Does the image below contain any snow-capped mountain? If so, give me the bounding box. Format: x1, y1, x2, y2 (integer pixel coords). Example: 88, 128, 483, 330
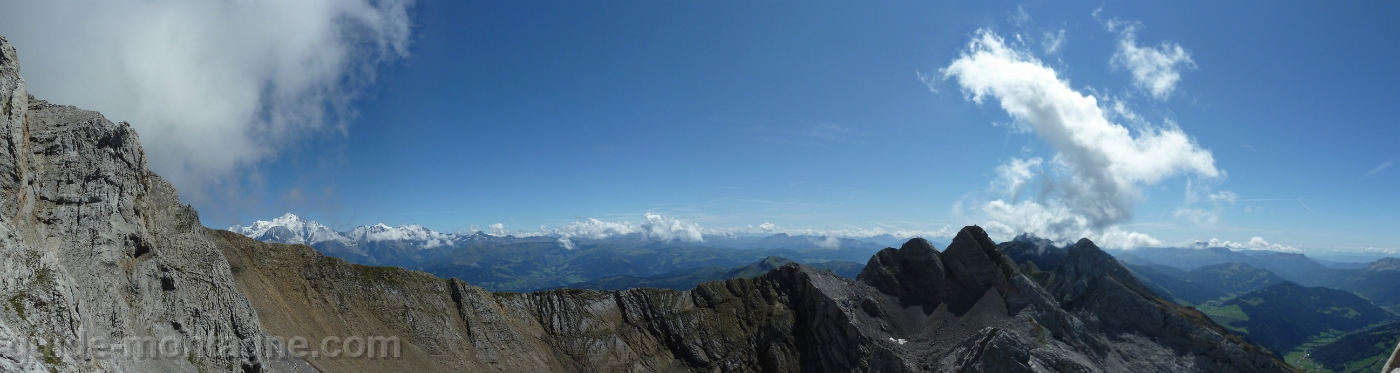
229, 213, 345, 245
229, 213, 904, 254
229, 213, 474, 249
346, 223, 458, 248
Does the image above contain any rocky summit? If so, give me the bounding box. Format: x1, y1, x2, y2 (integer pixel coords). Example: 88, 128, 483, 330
0, 34, 1297, 372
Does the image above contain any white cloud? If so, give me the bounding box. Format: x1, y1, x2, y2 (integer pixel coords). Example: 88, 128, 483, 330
1173, 207, 1220, 226
979, 199, 1161, 249
553, 213, 705, 249
1010, 5, 1032, 27
811, 235, 841, 249
0, 0, 413, 196
994, 157, 1043, 201
1109, 24, 1195, 100
550, 214, 955, 249
640, 213, 705, 242
711, 223, 956, 241
347, 223, 454, 244
487, 223, 508, 236
1187, 236, 1301, 253
915, 70, 939, 93
1175, 180, 1237, 226
1042, 29, 1065, 54
1361, 247, 1400, 255
941, 29, 1218, 248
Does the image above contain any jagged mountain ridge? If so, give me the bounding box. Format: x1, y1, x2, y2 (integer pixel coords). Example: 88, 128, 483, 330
0, 34, 1294, 372
216, 224, 1295, 372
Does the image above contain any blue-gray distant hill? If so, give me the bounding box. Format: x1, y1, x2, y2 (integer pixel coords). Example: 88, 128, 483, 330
568, 256, 864, 291
1339, 258, 1400, 312
1207, 282, 1396, 355
1114, 245, 1400, 314
1110, 246, 1353, 287
1003, 235, 1289, 306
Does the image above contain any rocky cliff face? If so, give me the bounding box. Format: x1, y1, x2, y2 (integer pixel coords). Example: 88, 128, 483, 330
0, 33, 1296, 373
0, 35, 315, 373
1385, 342, 1400, 373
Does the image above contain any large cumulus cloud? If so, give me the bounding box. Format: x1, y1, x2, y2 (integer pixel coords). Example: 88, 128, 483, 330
0, 0, 413, 199
942, 29, 1219, 248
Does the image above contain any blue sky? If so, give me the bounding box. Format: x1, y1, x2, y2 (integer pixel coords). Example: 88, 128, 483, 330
2, 1, 1398, 253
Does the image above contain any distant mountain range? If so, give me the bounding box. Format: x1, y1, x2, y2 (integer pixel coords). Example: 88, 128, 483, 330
1112, 246, 1354, 287
1122, 263, 1228, 305
1124, 262, 1288, 306
568, 256, 865, 291
231, 213, 903, 292
231, 213, 524, 249
230, 213, 922, 253
1108, 244, 1400, 315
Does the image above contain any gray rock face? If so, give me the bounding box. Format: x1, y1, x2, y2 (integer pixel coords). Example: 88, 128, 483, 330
0, 35, 297, 373
858, 238, 946, 310
1385, 341, 1400, 373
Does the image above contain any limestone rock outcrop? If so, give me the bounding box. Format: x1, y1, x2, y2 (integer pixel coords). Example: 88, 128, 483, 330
0, 35, 309, 373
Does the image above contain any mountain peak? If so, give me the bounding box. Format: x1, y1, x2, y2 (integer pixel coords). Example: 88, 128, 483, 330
229, 212, 342, 245
898, 237, 938, 259
1048, 238, 1154, 304
1364, 257, 1400, 272
857, 236, 948, 308
1012, 232, 1056, 246
940, 225, 1017, 291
